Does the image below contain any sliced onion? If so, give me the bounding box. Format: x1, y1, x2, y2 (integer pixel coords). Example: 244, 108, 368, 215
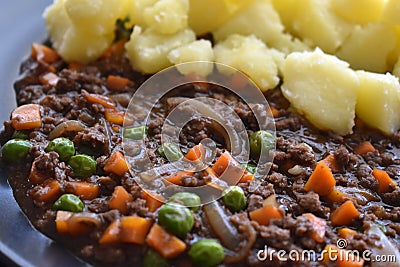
139, 163, 181, 183
67, 212, 103, 228
367, 224, 400, 267
224, 222, 256, 263
203, 201, 241, 250
48, 120, 86, 140
340, 186, 380, 204
262, 194, 279, 208
109, 93, 132, 107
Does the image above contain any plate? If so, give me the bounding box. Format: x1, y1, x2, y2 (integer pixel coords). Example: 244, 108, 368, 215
0, 1, 89, 266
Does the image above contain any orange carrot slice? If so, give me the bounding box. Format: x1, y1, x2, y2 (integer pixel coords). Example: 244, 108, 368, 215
11, 104, 42, 130
304, 213, 326, 243
304, 161, 336, 197
354, 141, 375, 155
85, 93, 116, 109
65, 181, 99, 200
105, 109, 125, 125
30, 179, 62, 202
249, 205, 283, 226
104, 151, 129, 176
106, 75, 130, 91
109, 186, 133, 214
146, 223, 186, 259
372, 169, 397, 193
31, 43, 60, 64
331, 200, 359, 226
143, 190, 165, 212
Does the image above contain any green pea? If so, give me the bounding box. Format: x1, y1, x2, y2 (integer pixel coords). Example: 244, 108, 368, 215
46, 137, 75, 161
68, 154, 97, 177
53, 194, 84, 212
249, 130, 275, 157
158, 203, 194, 238
222, 186, 246, 212
169, 192, 201, 212
11, 131, 29, 139
124, 126, 147, 140
188, 239, 224, 267
1, 139, 32, 163
243, 163, 257, 174
157, 142, 183, 162
142, 249, 170, 267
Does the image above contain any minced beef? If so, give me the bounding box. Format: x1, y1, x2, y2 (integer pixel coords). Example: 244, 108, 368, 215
1, 40, 399, 267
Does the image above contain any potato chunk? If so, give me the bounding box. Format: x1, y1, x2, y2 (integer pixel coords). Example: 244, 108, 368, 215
213, 0, 309, 54
331, 0, 384, 24
356, 71, 400, 135
64, 0, 130, 35
214, 34, 283, 92
125, 26, 196, 74
281, 49, 359, 135
43, 0, 129, 63
336, 23, 398, 73
167, 40, 214, 77
143, 0, 189, 34
57, 27, 114, 63
271, 0, 353, 53
126, 0, 157, 27
188, 0, 249, 35
383, 0, 400, 25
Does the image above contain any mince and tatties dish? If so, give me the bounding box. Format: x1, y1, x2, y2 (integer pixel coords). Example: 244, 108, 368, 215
1, 0, 400, 266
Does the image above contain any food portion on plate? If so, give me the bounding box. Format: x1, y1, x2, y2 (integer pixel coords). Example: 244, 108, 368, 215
1, 0, 400, 266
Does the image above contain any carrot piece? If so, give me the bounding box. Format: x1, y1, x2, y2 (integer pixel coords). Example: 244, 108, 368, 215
104, 109, 125, 125
212, 151, 233, 176
106, 75, 130, 91
104, 151, 129, 176
39, 72, 59, 86
99, 220, 120, 244
304, 161, 336, 197
249, 205, 283, 226
330, 200, 359, 226
112, 126, 119, 133
354, 141, 375, 155
322, 154, 341, 173
239, 170, 255, 183
322, 245, 364, 267
11, 104, 42, 130
185, 144, 205, 161
29, 161, 47, 184
268, 106, 280, 118
101, 39, 127, 58
85, 93, 116, 109
68, 61, 83, 71
164, 171, 193, 185
120, 216, 152, 244
109, 186, 133, 214
31, 43, 60, 64
338, 228, 357, 239
55, 211, 72, 235
55, 211, 93, 236
325, 187, 347, 203
146, 223, 186, 259
30, 179, 62, 202
99, 216, 152, 245
143, 190, 165, 212
303, 213, 326, 243
372, 169, 398, 193
65, 181, 99, 200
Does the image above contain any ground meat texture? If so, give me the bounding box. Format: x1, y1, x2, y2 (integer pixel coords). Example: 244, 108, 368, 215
2, 40, 400, 267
